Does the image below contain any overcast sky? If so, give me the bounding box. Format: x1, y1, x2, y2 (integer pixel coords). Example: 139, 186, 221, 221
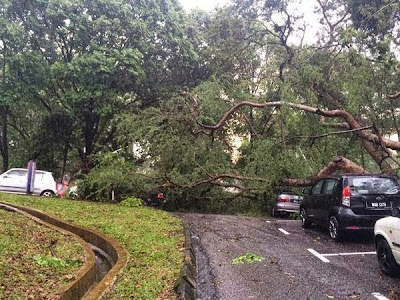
179, 0, 230, 11
178, 0, 320, 44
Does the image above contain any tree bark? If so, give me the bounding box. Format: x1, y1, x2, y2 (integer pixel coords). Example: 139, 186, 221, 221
81, 98, 100, 172
59, 143, 69, 183
280, 156, 368, 186
1, 41, 8, 172
1, 106, 8, 173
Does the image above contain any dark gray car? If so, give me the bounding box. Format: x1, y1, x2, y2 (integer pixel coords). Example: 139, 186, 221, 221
300, 174, 400, 241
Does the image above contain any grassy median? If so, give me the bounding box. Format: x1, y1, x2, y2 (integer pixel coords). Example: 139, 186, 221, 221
0, 209, 84, 299
1, 194, 184, 300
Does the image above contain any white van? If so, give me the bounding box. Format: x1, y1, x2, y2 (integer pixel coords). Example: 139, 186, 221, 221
0, 168, 58, 196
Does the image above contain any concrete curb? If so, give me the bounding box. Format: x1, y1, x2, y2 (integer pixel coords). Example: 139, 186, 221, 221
175, 224, 197, 300
0, 203, 96, 300
0, 201, 129, 300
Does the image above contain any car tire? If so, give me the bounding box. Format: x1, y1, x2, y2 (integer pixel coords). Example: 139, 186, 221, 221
41, 190, 55, 197
377, 238, 400, 277
328, 216, 343, 241
271, 207, 279, 218
300, 208, 311, 228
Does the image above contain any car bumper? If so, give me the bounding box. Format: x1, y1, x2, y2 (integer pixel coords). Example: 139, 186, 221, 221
337, 208, 387, 230
393, 247, 400, 264
274, 203, 300, 213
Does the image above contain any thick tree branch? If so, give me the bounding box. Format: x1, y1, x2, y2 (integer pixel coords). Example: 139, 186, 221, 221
164, 156, 367, 191
189, 174, 267, 189
302, 125, 373, 139
386, 91, 400, 100
164, 172, 268, 191
280, 156, 368, 186
187, 98, 400, 152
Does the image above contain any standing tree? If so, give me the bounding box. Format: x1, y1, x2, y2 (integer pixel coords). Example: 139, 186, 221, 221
2, 0, 202, 174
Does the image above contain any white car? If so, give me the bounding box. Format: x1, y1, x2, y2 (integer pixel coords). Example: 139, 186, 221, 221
374, 207, 400, 276
0, 168, 58, 197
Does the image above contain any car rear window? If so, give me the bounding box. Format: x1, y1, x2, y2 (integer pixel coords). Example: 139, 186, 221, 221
349, 177, 399, 195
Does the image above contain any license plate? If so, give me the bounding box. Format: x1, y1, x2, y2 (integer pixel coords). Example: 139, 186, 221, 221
366, 202, 391, 209
291, 199, 299, 203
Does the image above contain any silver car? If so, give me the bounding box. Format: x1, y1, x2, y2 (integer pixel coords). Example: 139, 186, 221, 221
0, 168, 58, 196
271, 191, 302, 217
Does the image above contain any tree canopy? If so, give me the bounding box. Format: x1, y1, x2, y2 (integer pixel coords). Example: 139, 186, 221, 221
1, 0, 400, 213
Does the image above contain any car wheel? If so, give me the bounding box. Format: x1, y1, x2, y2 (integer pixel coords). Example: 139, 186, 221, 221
377, 238, 400, 276
328, 216, 342, 241
271, 207, 279, 218
300, 208, 311, 228
41, 190, 55, 197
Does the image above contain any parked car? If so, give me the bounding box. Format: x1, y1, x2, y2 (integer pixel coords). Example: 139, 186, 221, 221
271, 190, 302, 217
145, 192, 165, 207
0, 168, 58, 197
300, 174, 400, 241
374, 207, 400, 276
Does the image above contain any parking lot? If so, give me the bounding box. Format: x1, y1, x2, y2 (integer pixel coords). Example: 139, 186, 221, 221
181, 214, 400, 300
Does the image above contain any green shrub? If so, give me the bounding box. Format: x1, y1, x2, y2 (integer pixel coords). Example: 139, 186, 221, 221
120, 197, 143, 207
78, 153, 158, 202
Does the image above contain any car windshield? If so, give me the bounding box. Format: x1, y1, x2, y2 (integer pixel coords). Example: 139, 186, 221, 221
349, 177, 400, 195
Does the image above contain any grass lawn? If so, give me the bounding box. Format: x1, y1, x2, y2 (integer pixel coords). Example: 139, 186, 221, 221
0, 209, 84, 299
1, 194, 184, 300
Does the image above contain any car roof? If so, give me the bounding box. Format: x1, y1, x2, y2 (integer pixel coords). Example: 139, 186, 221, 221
7, 168, 49, 173
278, 190, 297, 194
320, 173, 397, 180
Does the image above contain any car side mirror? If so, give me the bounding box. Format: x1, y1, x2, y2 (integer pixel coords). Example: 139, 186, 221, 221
302, 187, 311, 195
392, 207, 400, 218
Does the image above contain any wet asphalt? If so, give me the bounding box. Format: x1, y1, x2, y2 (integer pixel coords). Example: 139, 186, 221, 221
180, 214, 400, 300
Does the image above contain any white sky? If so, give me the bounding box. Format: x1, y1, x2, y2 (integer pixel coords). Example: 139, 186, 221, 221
179, 0, 230, 11
179, 0, 320, 44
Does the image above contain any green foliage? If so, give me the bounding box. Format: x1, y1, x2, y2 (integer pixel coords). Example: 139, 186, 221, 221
232, 253, 265, 265
0, 0, 203, 175
1, 0, 400, 216
4, 194, 184, 300
33, 256, 82, 269
120, 197, 144, 208
346, 0, 400, 53
78, 152, 155, 202
0, 209, 84, 298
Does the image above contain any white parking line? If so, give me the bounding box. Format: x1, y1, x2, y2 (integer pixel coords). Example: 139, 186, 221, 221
278, 228, 290, 235
307, 248, 330, 263
372, 292, 390, 300
322, 251, 376, 257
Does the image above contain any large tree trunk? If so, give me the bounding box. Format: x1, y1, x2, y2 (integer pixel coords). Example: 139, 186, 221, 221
78, 98, 100, 173
361, 140, 397, 175
1, 41, 8, 172
1, 106, 8, 173
280, 156, 368, 186
59, 143, 69, 182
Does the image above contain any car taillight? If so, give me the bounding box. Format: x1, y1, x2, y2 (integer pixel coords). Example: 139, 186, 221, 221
342, 186, 351, 207
278, 196, 290, 202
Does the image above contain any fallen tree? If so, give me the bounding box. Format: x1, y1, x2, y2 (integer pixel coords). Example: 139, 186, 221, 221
184, 95, 400, 179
